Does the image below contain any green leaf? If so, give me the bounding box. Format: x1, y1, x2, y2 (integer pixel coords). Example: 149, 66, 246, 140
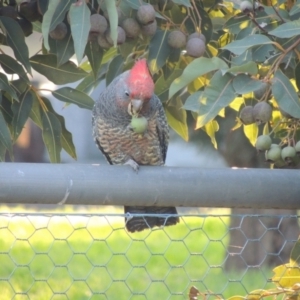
222, 61, 258, 76
106, 54, 124, 86
0, 110, 12, 156
0, 73, 19, 101
272, 70, 300, 119
148, 30, 171, 73
105, 0, 118, 47
223, 14, 252, 35
196, 72, 235, 129
85, 40, 103, 79
42, 110, 62, 163
269, 20, 300, 38
295, 62, 300, 91
50, 1, 72, 31
290, 1, 300, 16
155, 68, 182, 101
169, 57, 228, 99
52, 87, 94, 110
42, 97, 77, 160
0, 94, 13, 125
183, 91, 203, 113
11, 88, 33, 141
0, 139, 7, 162
30, 54, 88, 85
290, 238, 300, 266
233, 74, 264, 95
29, 91, 42, 128
204, 120, 219, 149
69, 1, 91, 63
172, 0, 191, 7
165, 97, 188, 141
0, 54, 29, 83
0, 16, 31, 75
49, 31, 75, 66
42, 0, 60, 50
243, 123, 258, 147
222, 34, 273, 55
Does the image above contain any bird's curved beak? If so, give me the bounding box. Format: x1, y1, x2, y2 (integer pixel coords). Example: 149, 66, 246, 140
129, 99, 143, 115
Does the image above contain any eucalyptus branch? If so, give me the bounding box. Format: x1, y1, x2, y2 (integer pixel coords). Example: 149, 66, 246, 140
271, 4, 286, 24
191, 0, 202, 30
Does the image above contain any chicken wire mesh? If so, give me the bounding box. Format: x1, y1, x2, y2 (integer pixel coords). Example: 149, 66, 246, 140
0, 212, 299, 300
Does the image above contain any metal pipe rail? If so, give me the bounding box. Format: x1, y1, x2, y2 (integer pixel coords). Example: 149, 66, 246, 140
0, 163, 298, 209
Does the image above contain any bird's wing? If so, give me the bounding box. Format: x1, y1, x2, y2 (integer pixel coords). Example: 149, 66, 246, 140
155, 96, 169, 164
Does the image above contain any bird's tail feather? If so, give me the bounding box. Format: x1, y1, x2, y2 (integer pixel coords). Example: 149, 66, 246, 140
125, 206, 179, 233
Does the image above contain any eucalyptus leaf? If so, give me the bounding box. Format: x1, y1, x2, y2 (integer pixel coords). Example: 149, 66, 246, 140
105, 0, 118, 47
11, 88, 33, 141
69, 1, 91, 63
52, 87, 95, 110
148, 30, 171, 73
272, 70, 300, 119
42, 110, 62, 163
295, 62, 300, 91
165, 98, 188, 141
0, 54, 29, 83
222, 34, 273, 55
106, 55, 124, 86
0, 16, 31, 74
223, 61, 258, 76
42, 97, 77, 160
233, 74, 264, 95
30, 54, 88, 85
42, 0, 60, 51
50, 31, 75, 66
196, 71, 235, 129
0, 110, 12, 156
85, 40, 103, 79
0, 73, 18, 101
269, 20, 300, 38
169, 57, 228, 99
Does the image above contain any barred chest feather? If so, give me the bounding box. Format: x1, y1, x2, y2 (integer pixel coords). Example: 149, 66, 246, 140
95, 111, 164, 166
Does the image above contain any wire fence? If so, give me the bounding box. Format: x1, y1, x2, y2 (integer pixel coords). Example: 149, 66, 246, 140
0, 212, 299, 300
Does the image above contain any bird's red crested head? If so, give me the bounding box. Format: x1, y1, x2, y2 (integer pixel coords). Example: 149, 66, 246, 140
126, 59, 154, 101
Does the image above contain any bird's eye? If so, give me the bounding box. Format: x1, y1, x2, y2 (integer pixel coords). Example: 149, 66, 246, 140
125, 91, 130, 97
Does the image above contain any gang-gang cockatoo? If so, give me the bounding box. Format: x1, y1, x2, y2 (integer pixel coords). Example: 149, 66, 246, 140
92, 59, 179, 232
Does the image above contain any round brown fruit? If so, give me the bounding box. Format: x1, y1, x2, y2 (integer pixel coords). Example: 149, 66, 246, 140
240, 106, 255, 125
105, 26, 126, 45
186, 38, 206, 58
121, 18, 141, 39
188, 32, 206, 43
49, 22, 68, 40
253, 101, 272, 124
141, 19, 157, 36
167, 30, 186, 49
131, 116, 148, 134
97, 34, 112, 49
19, 0, 40, 22
90, 14, 108, 34
137, 4, 156, 25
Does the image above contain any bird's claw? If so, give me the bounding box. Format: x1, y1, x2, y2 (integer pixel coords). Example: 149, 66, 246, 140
124, 159, 139, 172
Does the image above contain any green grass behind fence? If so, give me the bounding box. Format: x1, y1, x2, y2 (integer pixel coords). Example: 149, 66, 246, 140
0, 215, 273, 299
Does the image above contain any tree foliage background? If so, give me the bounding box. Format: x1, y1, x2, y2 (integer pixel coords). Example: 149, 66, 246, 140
0, 0, 300, 165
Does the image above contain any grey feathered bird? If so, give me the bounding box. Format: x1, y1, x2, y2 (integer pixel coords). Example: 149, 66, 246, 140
92, 59, 179, 232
